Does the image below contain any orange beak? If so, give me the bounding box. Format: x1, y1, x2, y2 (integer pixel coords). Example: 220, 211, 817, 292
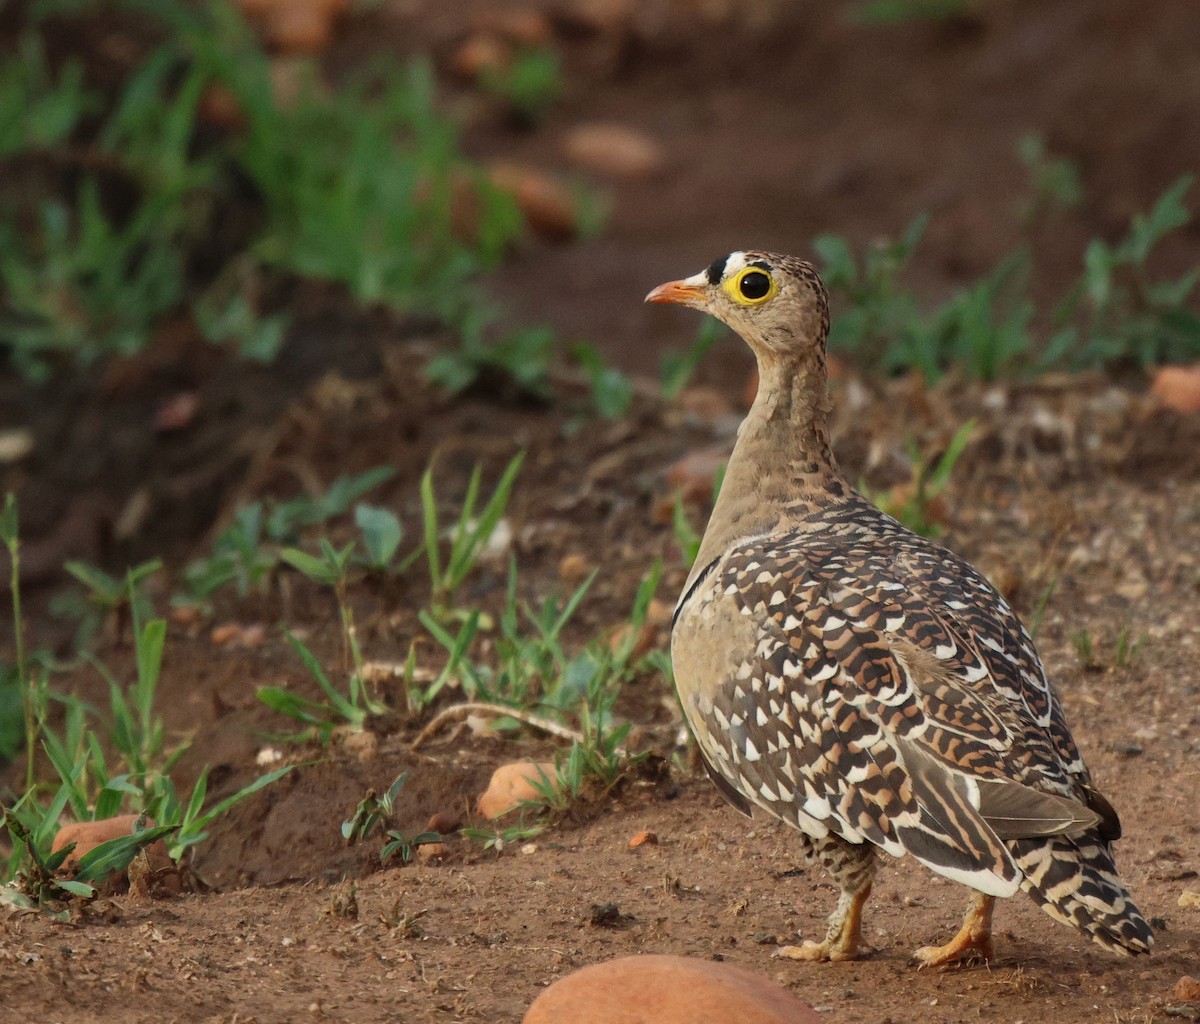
644, 279, 708, 307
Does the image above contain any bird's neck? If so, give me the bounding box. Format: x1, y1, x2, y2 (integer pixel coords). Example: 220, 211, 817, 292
689, 350, 844, 581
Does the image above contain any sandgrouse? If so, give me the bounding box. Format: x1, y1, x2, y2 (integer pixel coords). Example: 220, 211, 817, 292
646, 251, 1153, 966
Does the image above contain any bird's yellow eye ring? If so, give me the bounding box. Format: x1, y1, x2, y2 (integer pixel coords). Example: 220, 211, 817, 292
724, 267, 777, 306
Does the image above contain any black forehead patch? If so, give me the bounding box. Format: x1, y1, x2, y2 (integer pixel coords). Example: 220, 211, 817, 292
706, 254, 729, 285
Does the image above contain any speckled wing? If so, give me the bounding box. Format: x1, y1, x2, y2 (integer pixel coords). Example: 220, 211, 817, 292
672, 508, 1104, 899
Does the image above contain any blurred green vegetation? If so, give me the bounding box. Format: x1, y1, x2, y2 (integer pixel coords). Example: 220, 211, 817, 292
816, 168, 1200, 380
0, 0, 523, 380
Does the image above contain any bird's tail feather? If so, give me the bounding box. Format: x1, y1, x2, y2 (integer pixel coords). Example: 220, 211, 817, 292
1010, 833, 1153, 955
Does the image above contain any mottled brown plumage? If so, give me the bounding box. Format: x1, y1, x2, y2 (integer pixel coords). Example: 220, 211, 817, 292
647, 251, 1152, 965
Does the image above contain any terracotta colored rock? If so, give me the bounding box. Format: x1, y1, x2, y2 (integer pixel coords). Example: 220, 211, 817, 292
198, 83, 247, 130
563, 123, 665, 178
487, 162, 578, 242
471, 8, 553, 47
426, 810, 462, 835
559, 0, 636, 34
1173, 975, 1200, 1001
211, 622, 242, 646
523, 954, 826, 1024
451, 33, 511, 82
154, 391, 200, 432
52, 815, 178, 894
238, 0, 347, 55
1152, 364, 1200, 415
628, 830, 658, 849
609, 619, 658, 660
666, 446, 728, 505
477, 761, 559, 819
559, 552, 592, 584
675, 386, 735, 422
416, 841, 451, 863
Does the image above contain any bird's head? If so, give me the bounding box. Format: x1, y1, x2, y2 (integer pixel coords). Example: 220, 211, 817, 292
645, 250, 830, 364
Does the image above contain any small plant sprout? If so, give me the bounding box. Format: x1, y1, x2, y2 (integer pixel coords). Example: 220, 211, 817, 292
672, 493, 702, 568
179, 467, 396, 606
280, 538, 360, 671
1018, 134, 1084, 225
354, 504, 405, 572
1114, 627, 1147, 670
3, 493, 42, 790
865, 420, 975, 539
60, 557, 162, 645
341, 773, 441, 864
257, 633, 388, 744
814, 213, 928, 371
1071, 627, 1146, 673
477, 45, 562, 124
420, 452, 524, 620
1070, 629, 1098, 672
573, 341, 634, 419
1054, 175, 1200, 369
661, 317, 722, 401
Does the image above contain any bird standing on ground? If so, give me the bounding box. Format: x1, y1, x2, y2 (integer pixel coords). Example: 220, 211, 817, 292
646, 251, 1153, 966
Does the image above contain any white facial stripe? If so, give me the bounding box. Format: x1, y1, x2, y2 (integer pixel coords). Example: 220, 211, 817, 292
682, 269, 709, 287
722, 251, 749, 279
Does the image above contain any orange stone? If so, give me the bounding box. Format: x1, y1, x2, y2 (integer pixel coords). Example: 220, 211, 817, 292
477, 761, 559, 819
666, 446, 729, 505
1152, 364, 1200, 415
523, 954, 827, 1024
486, 162, 578, 243
563, 123, 666, 179
1173, 975, 1200, 1002
51, 814, 178, 893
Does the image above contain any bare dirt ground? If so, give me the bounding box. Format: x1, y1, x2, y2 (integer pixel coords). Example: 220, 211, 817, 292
3, 1, 1200, 1022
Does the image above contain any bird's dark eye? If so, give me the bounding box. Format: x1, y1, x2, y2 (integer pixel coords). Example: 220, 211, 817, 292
738, 270, 772, 300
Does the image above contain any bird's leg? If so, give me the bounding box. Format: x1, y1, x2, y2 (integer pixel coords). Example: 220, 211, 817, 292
912, 891, 995, 969
775, 837, 876, 963
775, 881, 874, 962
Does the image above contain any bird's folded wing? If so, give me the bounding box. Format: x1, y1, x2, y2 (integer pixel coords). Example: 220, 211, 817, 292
688, 538, 1100, 895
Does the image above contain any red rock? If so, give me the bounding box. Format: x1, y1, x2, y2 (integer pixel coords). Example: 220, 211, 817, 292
628, 830, 658, 849
486, 162, 578, 242
471, 8, 553, 47
675, 386, 735, 422
523, 954, 827, 1024
426, 810, 461, 835
563, 123, 665, 178
416, 841, 451, 863
666, 446, 728, 505
559, 552, 592, 584
557, 0, 636, 34
240, 623, 267, 648
608, 619, 657, 659
477, 761, 559, 819
1174, 975, 1200, 1001
451, 33, 511, 82
198, 84, 248, 130
169, 605, 200, 627
211, 622, 242, 646
1152, 364, 1200, 415
51, 815, 178, 893
154, 391, 200, 432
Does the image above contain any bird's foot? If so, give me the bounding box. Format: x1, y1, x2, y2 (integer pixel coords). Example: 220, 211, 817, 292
773, 937, 873, 963
912, 892, 996, 970
911, 933, 993, 969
